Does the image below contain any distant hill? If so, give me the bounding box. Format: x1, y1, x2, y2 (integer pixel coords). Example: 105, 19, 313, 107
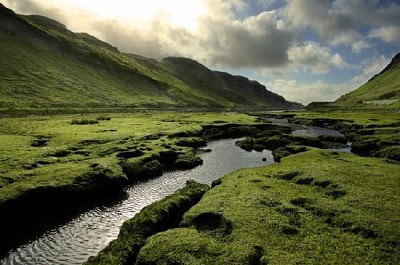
0, 4, 300, 112
329, 53, 400, 109
161, 57, 295, 108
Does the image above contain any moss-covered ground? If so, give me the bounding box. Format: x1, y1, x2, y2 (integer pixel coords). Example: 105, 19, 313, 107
137, 149, 400, 264
2, 110, 399, 264
0, 112, 260, 205
82, 110, 400, 264
0, 111, 260, 254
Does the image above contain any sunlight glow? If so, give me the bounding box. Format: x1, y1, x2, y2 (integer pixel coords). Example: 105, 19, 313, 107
66, 0, 206, 31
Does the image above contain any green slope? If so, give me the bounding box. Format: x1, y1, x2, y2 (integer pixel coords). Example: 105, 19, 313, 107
333, 53, 400, 109
0, 4, 298, 112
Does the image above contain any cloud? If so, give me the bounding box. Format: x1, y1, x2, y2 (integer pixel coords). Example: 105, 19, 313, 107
195, 10, 292, 68
2, 0, 68, 22
351, 40, 372, 53
349, 54, 391, 86
284, 0, 400, 47
3, 0, 293, 68
369, 26, 400, 43
268, 54, 391, 104
334, 0, 400, 27
283, 0, 360, 45
288, 41, 349, 74
268, 79, 349, 104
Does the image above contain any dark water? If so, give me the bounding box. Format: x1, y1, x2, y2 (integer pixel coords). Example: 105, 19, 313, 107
1, 139, 273, 265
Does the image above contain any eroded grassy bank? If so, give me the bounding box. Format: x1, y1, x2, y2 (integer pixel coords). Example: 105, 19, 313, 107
84, 180, 209, 265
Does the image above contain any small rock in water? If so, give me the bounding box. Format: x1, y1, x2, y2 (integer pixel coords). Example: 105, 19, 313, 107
198, 148, 212, 153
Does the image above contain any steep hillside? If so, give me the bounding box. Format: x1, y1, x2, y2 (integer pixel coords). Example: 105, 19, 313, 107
161, 57, 298, 108
333, 53, 400, 109
0, 4, 298, 112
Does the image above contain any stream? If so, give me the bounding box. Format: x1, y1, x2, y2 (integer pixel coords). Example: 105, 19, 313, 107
1, 139, 273, 265
1, 120, 350, 264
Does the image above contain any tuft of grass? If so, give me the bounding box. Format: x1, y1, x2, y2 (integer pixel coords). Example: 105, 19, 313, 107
96, 116, 111, 121
71, 119, 99, 125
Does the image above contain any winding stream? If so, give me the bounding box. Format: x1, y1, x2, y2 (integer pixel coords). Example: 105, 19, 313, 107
1, 139, 273, 265
1, 120, 350, 265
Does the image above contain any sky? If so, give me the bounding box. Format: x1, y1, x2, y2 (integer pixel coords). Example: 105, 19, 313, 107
2, 0, 399, 104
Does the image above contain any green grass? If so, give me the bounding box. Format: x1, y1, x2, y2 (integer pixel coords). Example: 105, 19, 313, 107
136, 149, 400, 264
2, 109, 396, 264
0, 112, 257, 204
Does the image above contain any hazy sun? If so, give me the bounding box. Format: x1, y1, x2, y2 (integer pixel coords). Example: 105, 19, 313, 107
66, 0, 206, 31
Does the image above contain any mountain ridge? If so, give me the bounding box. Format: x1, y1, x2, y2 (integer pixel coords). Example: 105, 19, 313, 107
0, 4, 301, 112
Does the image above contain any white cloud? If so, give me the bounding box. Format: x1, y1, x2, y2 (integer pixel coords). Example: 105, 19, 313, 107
351, 40, 372, 53
369, 26, 400, 43
268, 79, 349, 104
288, 41, 350, 75
268, 54, 391, 104
331, 53, 349, 68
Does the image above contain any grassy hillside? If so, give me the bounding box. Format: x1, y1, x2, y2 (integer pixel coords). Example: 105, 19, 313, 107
333, 53, 400, 109
0, 4, 298, 112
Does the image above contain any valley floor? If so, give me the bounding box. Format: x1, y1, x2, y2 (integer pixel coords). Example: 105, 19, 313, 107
0, 110, 399, 264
